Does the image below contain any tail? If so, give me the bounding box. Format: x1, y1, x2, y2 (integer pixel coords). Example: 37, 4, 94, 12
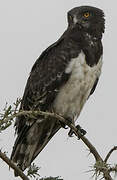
11, 118, 61, 176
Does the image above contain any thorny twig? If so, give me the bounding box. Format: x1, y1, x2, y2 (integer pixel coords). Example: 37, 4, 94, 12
0, 101, 117, 179
0, 98, 21, 132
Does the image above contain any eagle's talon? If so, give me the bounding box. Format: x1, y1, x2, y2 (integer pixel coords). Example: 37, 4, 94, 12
68, 125, 87, 138
79, 128, 87, 136
64, 126, 69, 129
68, 129, 74, 137
76, 125, 87, 137
59, 121, 68, 129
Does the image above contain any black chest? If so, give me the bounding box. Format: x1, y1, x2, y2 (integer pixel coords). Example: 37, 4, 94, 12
68, 29, 103, 67
81, 33, 103, 67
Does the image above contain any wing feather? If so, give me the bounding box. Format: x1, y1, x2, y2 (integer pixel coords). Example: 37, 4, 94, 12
11, 30, 81, 173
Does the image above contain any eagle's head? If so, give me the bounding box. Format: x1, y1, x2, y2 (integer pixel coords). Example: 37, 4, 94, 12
67, 6, 105, 38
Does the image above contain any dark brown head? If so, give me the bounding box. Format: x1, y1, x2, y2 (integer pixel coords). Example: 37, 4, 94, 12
67, 6, 105, 38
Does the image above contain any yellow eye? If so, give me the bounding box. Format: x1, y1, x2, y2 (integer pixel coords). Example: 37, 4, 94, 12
83, 12, 90, 18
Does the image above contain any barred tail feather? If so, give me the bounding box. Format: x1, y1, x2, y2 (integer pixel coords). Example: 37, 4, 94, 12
11, 118, 60, 176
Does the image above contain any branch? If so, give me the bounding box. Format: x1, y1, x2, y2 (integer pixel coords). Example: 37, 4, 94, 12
63, 121, 112, 180
109, 165, 117, 173
0, 107, 115, 180
0, 150, 29, 180
0, 98, 21, 132
0, 109, 104, 162
64, 121, 103, 162
104, 146, 117, 163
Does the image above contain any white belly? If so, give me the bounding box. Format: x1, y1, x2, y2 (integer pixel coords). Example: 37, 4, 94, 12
53, 51, 102, 121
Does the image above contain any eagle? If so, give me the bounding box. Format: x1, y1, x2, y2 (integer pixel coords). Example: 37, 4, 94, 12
11, 6, 105, 175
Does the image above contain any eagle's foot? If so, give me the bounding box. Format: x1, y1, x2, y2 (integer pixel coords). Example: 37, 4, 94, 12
59, 117, 73, 129
59, 121, 68, 129
68, 125, 87, 139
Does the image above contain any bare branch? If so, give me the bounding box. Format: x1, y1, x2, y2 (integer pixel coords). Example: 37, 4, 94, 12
104, 146, 117, 163
0, 109, 103, 162
0, 105, 115, 180
109, 165, 117, 173
103, 172, 113, 180
0, 150, 29, 180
